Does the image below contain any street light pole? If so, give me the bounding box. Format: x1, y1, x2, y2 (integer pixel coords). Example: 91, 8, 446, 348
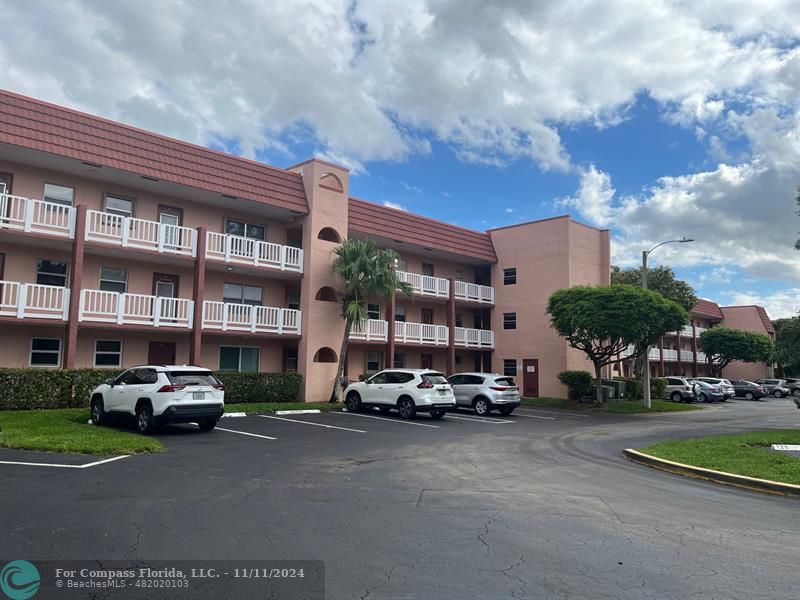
641, 238, 693, 409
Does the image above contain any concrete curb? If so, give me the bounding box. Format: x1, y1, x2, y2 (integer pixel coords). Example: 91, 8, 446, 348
622, 448, 800, 498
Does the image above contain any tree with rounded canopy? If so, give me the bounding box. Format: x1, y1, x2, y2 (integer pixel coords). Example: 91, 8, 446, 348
773, 316, 800, 376
329, 238, 412, 403
699, 327, 774, 376
547, 285, 688, 404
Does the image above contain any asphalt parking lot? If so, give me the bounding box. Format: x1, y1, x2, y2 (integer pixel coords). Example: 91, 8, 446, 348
2, 398, 799, 599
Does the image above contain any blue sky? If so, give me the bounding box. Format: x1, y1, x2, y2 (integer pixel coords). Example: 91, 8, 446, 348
2, 0, 798, 316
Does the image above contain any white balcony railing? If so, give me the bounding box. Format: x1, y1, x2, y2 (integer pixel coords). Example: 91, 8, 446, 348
85, 210, 196, 256
454, 280, 494, 304
396, 271, 449, 299
395, 321, 448, 346
0, 194, 76, 238
696, 351, 707, 362
0, 281, 70, 320
454, 327, 494, 348
202, 301, 301, 334
206, 232, 303, 272
349, 319, 388, 342
79, 290, 193, 328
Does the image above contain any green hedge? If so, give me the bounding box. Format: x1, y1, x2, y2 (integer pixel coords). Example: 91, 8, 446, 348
557, 370, 593, 401
0, 369, 302, 410
613, 377, 666, 400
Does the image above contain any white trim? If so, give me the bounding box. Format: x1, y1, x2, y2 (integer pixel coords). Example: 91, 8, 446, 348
259, 414, 366, 433
0, 455, 129, 469
332, 411, 440, 428
28, 337, 62, 368
36, 258, 69, 288
446, 414, 514, 424
98, 266, 128, 294
42, 182, 74, 206
274, 409, 321, 415
93, 339, 123, 368
224, 217, 268, 242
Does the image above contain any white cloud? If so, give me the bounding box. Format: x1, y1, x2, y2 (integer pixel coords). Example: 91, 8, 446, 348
556, 164, 615, 226
504, 208, 515, 213
382, 200, 408, 211
725, 289, 800, 319
400, 180, 423, 194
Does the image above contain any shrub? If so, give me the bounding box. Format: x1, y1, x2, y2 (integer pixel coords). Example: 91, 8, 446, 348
557, 370, 593, 401
650, 377, 667, 400
0, 369, 302, 410
615, 377, 642, 400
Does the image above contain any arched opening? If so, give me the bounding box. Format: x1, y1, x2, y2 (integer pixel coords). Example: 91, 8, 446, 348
317, 227, 342, 243
313, 347, 337, 363
315, 286, 338, 302
319, 173, 344, 192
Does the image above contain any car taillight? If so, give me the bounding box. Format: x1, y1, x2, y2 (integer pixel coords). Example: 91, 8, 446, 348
157, 384, 187, 393
490, 386, 512, 391
417, 380, 434, 389
213, 384, 225, 391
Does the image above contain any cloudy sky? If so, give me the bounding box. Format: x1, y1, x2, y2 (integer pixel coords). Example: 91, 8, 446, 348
1, 0, 798, 316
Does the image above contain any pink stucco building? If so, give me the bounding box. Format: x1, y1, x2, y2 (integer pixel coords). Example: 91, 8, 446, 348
0, 90, 614, 400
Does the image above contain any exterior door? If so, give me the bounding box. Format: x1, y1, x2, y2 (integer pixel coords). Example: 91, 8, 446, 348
522, 359, 539, 398
421, 309, 434, 325
365, 371, 388, 403
158, 205, 183, 249
421, 353, 433, 370
148, 341, 176, 365
153, 273, 179, 322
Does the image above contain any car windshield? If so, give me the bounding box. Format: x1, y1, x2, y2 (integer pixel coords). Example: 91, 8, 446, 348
494, 377, 516, 386
166, 371, 219, 386
422, 373, 448, 385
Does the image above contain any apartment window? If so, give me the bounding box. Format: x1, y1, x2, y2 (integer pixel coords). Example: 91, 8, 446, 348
223, 283, 262, 306
30, 338, 61, 367
219, 346, 260, 372
284, 347, 298, 372
43, 183, 74, 206
422, 263, 434, 277
103, 194, 134, 217
99, 267, 127, 294
455, 270, 464, 281
455, 355, 463, 366
394, 353, 406, 368
503, 312, 517, 330
394, 305, 406, 322
421, 353, 433, 370
287, 288, 300, 310
395, 258, 408, 272
503, 268, 517, 285
367, 303, 381, 320
455, 313, 463, 328
366, 351, 382, 373
94, 340, 123, 368
503, 359, 517, 377
36, 259, 68, 287
0, 173, 12, 194
225, 219, 266, 241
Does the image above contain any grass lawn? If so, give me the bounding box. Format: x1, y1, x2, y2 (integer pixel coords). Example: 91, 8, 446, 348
522, 397, 700, 414
0, 408, 163, 455
224, 401, 341, 413
639, 429, 800, 485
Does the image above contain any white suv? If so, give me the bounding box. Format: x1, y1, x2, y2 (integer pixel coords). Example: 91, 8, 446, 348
343, 369, 455, 419
90, 366, 225, 434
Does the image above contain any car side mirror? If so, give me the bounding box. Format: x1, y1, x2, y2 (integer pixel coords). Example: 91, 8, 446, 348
105, 378, 115, 386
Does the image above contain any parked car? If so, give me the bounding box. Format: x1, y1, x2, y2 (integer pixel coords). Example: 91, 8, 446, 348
783, 377, 800, 397
90, 366, 225, 434
343, 369, 455, 419
687, 379, 725, 402
658, 377, 696, 403
447, 372, 521, 415
730, 379, 768, 401
753, 379, 793, 398
696, 377, 735, 400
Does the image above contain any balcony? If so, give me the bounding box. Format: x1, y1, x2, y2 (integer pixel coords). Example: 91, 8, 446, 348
0, 281, 70, 320
350, 319, 388, 342
206, 232, 303, 272
396, 271, 449, 299
0, 194, 75, 239
454, 327, 494, 348
79, 290, 193, 328
85, 210, 196, 257
454, 280, 494, 304
395, 321, 449, 346
202, 301, 301, 335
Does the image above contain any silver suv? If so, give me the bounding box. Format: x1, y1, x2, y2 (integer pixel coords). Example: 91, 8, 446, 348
447, 372, 521, 415
659, 377, 696, 403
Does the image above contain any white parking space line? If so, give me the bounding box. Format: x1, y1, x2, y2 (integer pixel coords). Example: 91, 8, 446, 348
216, 427, 277, 440
0, 455, 130, 469
331, 411, 440, 428
447, 414, 514, 424
259, 415, 367, 433
518, 408, 589, 418
511, 412, 556, 420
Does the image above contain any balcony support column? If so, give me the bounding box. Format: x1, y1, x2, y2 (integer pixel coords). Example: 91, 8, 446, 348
676, 329, 683, 376
658, 337, 665, 376
691, 320, 698, 377
64, 205, 86, 369
385, 292, 396, 369
446, 278, 456, 375
190, 226, 207, 366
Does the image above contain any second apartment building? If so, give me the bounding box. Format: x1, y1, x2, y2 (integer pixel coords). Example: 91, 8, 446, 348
0, 90, 610, 401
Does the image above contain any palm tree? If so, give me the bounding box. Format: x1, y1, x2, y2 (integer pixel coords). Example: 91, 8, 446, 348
329, 238, 412, 402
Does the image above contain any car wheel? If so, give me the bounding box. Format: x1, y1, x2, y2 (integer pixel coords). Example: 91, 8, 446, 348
744, 392, 754, 401
793, 388, 800, 397
773, 390, 783, 398
135, 404, 154, 434
398, 398, 416, 419
499, 407, 515, 416
198, 419, 217, 431
699, 393, 709, 403
473, 397, 491, 416
378, 406, 392, 415
669, 392, 682, 403
90, 397, 106, 426
430, 409, 446, 420
345, 392, 362, 412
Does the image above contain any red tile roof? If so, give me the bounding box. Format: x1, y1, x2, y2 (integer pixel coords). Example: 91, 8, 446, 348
692, 298, 724, 320
0, 90, 308, 213
348, 198, 497, 263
